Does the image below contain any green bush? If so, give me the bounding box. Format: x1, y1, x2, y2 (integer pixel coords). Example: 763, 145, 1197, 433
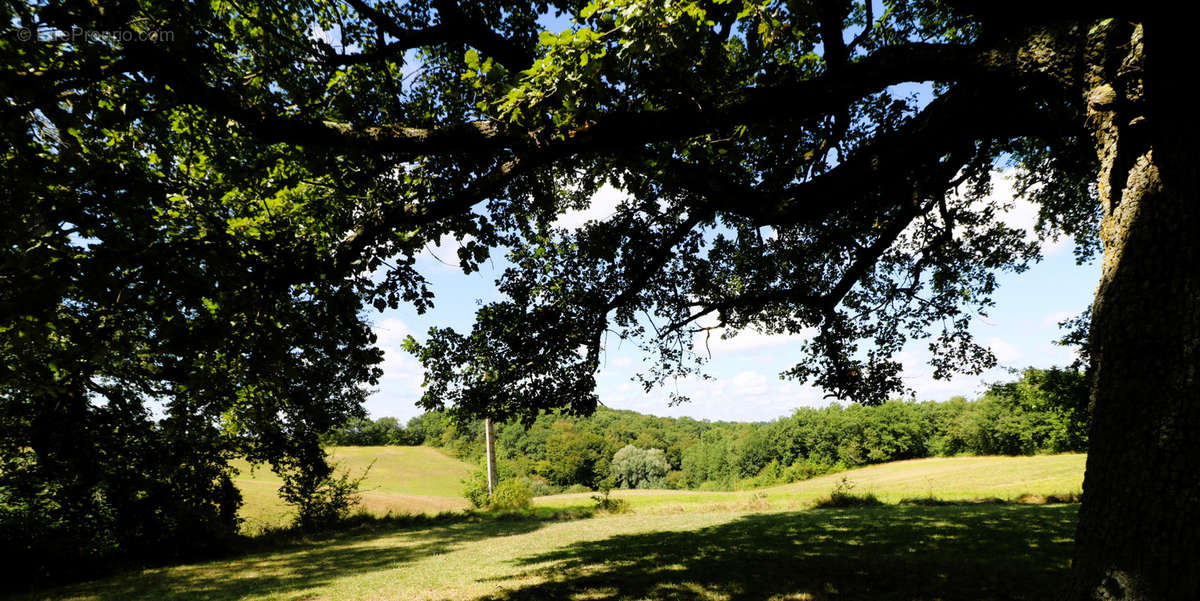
490, 479, 533, 511
462, 470, 489, 508
0, 432, 244, 587
523, 476, 559, 497
564, 483, 592, 494
782, 458, 842, 483
590, 487, 629, 513
743, 460, 783, 488
285, 463, 368, 530
663, 470, 686, 490
273, 453, 371, 531
813, 477, 883, 509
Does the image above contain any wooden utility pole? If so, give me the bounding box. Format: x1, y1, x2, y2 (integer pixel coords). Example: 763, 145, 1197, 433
484, 418, 497, 496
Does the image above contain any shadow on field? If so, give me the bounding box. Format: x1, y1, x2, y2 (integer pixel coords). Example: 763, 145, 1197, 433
478, 504, 1078, 601
58, 517, 548, 601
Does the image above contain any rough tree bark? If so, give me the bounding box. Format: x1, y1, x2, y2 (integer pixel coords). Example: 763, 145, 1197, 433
1073, 16, 1200, 601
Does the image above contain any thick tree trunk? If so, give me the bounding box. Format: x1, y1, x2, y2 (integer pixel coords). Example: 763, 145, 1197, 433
1072, 17, 1200, 601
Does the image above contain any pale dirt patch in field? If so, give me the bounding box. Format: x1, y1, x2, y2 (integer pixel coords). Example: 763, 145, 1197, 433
356, 490, 469, 514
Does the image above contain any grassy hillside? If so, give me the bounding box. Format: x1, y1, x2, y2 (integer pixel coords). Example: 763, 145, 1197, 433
234, 449, 1085, 529
232, 446, 475, 530
19, 453, 1086, 601
535, 453, 1087, 512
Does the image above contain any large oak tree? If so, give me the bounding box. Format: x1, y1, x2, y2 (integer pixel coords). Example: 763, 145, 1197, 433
2, 0, 1195, 598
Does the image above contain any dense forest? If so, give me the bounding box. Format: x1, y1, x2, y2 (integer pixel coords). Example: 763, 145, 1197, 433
326, 368, 1088, 492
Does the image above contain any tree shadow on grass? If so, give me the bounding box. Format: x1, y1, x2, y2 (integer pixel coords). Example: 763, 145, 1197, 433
479, 504, 1078, 601
31, 516, 549, 601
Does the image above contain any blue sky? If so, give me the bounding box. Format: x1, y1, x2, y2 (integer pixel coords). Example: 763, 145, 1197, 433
364, 173, 1100, 423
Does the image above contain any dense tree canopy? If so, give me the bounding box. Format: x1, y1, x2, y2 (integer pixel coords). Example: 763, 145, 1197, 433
2, 0, 1195, 598
610, 444, 669, 489
414, 368, 1088, 491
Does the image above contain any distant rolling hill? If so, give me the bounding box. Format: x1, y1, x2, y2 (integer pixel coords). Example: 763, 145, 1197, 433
231, 445, 475, 530
535, 453, 1087, 512
234, 447, 1085, 530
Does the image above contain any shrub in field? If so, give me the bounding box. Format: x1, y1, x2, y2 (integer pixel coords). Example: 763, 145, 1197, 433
280, 459, 370, 530
590, 487, 630, 514
813, 477, 882, 509
782, 458, 843, 483
490, 479, 533, 511
523, 476, 559, 497
462, 470, 489, 508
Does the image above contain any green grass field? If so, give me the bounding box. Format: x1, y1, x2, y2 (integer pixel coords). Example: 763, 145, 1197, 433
536, 453, 1087, 512
232, 446, 475, 530
17, 504, 1080, 601
234, 447, 1085, 529
16, 452, 1087, 601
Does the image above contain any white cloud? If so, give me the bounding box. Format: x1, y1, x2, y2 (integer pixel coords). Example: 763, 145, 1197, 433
986, 173, 1069, 255
414, 233, 469, 270
1041, 310, 1077, 328
731, 370, 769, 396
911, 374, 993, 399
555, 184, 627, 230
373, 317, 412, 347
940, 171, 1068, 256
365, 318, 427, 420
309, 24, 337, 45
610, 356, 634, 368
595, 362, 839, 422
1033, 342, 1080, 367
692, 326, 814, 357
987, 337, 1023, 363
899, 360, 999, 401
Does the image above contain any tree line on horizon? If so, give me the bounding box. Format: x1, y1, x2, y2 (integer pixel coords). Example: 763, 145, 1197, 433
327, 367, 1088, 492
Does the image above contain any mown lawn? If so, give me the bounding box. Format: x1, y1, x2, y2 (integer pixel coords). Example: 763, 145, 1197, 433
15, 503, 1079, 601
12, 453, 1089, 601
232, 446, 474, 530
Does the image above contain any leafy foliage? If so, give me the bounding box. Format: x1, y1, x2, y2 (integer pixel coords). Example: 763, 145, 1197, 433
0, 423, 241, 585
490, 478, 534, 512
462, 469, 491, 509
322, 416, 429, 446
610, 444, 670, 489
1, 55, 379, 571
279, 459, 370, 530
423, 368, 1088, 492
